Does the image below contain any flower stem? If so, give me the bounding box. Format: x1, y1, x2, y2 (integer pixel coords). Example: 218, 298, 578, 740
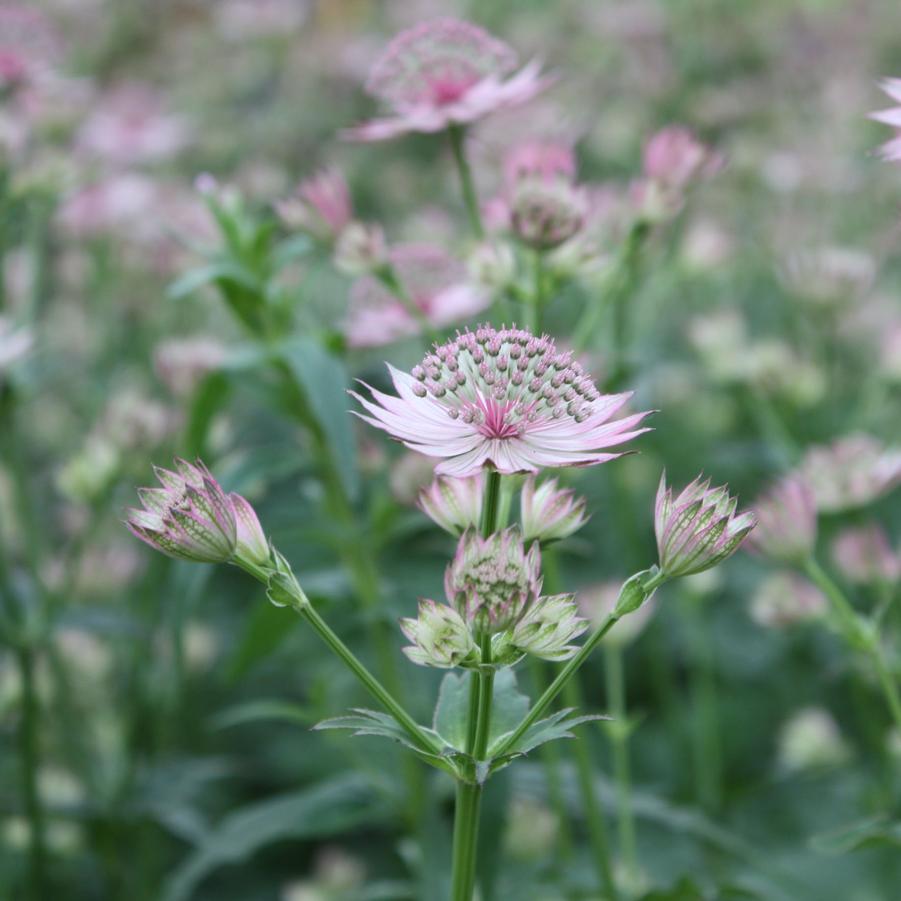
448, 125, 484, 239
525, 249, 544, 333
450, 780, 483, 901
494, 570, 664, 759
564, 677, 619, 900
375, 263, 441, 345
605, 642, 638, 889
16, 645, 47, 901
480, 469, 502, 538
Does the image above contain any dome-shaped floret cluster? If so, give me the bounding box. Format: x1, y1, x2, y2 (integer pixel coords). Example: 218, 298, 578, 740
445, 528, 541, 632
353, 325, 652, 476
366, 18, 517, 107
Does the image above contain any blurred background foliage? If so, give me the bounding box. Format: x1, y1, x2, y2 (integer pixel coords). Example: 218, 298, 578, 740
2, 0, 901, 899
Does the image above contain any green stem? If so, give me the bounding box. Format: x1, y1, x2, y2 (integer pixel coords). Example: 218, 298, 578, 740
605, 643, 638, 888
448, 125, 484, 239
17, 646, 47, 900
872, 643, 901, 737
450, 781, 483, 901
494, 570, 664, 759
565, 678, 619, 900
525, 249, 544, 333
480, 469, 502, 538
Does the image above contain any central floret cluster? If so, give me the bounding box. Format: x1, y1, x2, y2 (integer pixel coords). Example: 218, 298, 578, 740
354, 325, 651, 476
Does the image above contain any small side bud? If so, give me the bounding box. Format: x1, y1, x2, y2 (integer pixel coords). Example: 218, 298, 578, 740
400, 600, 479, 668
417, 474, 483, 536
520, 476, 588, 544
507, 594, 589, 661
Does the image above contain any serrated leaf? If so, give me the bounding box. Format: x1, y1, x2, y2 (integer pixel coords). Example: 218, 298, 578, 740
167, 260, 260, 300
162, 775, 385, 901
488, 708, 607, 761
487, 668, 530, 746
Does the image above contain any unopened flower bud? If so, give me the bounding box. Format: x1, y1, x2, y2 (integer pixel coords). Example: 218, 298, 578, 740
333, 222, 387, 276
467, 241, 517, 291
655, 472, 756, 579
400, 600, 479, 668
750, 572, 827, 628
510, 178, 587, 250
507, 594, 588, 661
418, 474, 483, 536
229, 493, 270, 568
275, 167, 352, 241
520, 476, 588, 544
125, 459, 237, 563
445, 528, 541, 633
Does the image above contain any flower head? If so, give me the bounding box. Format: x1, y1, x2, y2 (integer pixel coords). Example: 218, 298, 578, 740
344, 18, 551, 142
747, 476, 817, 563
750, 572, 826, 628
418, 473, 484, 535
333, 222, 388, 277
869, 78, 901, 163
831, 524, 900, 586
503, 140, 577, 190
125, 459, 237, 563
505, 594, 588, 661
520, 476, 588, 544
654, 473, 756, 578
345, 244, 488, 347
400, 599, 479, 668
801, 435, 901, 512
510, 177, 588, 249
642, 126, 721, 189
352, 325, 652, 477
275, 167, 353, 241
445, 528, 541, 632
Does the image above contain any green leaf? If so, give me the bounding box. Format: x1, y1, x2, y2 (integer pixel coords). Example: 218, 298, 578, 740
279, 336, 360, 500
433, 672, 471, 752
488, 708, 606, 761
162, 775, 385, 901
809, 815, 901, 855
184, 371, 230, 458
226, 600, 296, 680
486, 668, 530, 747
272, 233, 313, 269
166, 260, 260, 301
209, 699, 315, 731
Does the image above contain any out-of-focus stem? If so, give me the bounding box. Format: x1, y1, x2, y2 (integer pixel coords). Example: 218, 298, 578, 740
564, 678, 619, 901
525, 249, 544, 333
375, 263, 440, 344
448, 125, 484, 239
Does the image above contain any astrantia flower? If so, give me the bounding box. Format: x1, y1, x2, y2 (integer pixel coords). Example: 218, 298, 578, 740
520, 476, 588, 544
801, 435, 901, 512
125, 459, 237, 563
750, 572, 826, 628
510, 177, 588, 250
831, 524, 900, 586
352, 325, 652, 477
400, 599, 479, 668
418, 473, 483, 535
344, 244, 488, 347
869, 78, 901, 163
746, 476, 817, 563
445, 528, 541, 632
654, 473, 755, 578
505, 594, 588, 661
275, 167, 353, 241
344, 18, 551, 142
642, 126, 721, 189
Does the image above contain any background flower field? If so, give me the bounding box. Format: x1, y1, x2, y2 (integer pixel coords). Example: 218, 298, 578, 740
2, 1, 901, 899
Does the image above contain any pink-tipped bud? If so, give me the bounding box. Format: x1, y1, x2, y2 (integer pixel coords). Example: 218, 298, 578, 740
655, 472, 756, 578
507, 593, 588, 661
418, 474, 483, 536
275, 167, 353, 241
520, 476, 588, 544
229, 493, 271, 568
510, 177, 587, 250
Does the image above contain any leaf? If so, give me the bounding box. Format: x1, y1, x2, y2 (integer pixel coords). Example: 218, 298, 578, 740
226, 600, 296, 680
162, 775, 385, 901
209, 699, 315, 731
272, 233, 313, 269
488, 708, 607, 761
809, 815, 901, 855
279, 336, 360, 500
167, 260, 260, 301
433, 672, 471, 752
486, 668, 530, 747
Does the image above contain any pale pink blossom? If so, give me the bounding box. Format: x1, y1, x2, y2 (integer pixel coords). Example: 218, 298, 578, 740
56, 174, 159, 239
642, 126, 721, 188
343, 19, 551, 142
77, 83, 188, 166
750, 572, 826, 628
831, 524, 900, 586
0, 5, 62, 92
503, 140, 577, 191
869, 78, 901, 162
352, 325, 652, 477
344, 244, 488, 347
747, 476, 818, 563
275, 168, 353, 241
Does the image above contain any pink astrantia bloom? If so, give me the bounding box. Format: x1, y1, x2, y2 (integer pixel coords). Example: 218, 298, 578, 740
445, 527, 542, 631
747, 476, 818, 563
345, 244, 488, 347
869, 78, 901, 162
801, 435, 901, 512
0, 5, 61, 92
750, 572, 826, 629
275, 167, 353, 241
507, 593, 588, 661
418, 473, 484, 535
125, 459, 238, 563
343, 18, 551, 142
352, 325, 652, 476
503, 140, 577, 190
831, 524, 900, 586
654, 473, 756, 578
520, 476, 588, 544
642, 126, 721, 188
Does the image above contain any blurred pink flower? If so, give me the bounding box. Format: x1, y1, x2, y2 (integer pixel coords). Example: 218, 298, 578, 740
831, 524, 900, 586
503, 140, 576, 191
275, 167, 353, 241
344, 244, 488, 347
77, 83, 188, 166
0, 5, 62, 92
343, 18, 551, 142
57, 174, 160, 239
642, 126, 721, 188
352, 325, 652, 477
747, 476, 818, 563
869, 78, 901, 162
750, 572, 826, 628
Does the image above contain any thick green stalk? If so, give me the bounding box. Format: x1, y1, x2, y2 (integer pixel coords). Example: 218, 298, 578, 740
605, 643, 638, 888
448, 125, 484, 239
17, 646, 47, 900
564, 677, 619, 900
525, 249, 544, 333
450, 781, 483, 901
494, 570, 664, 759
